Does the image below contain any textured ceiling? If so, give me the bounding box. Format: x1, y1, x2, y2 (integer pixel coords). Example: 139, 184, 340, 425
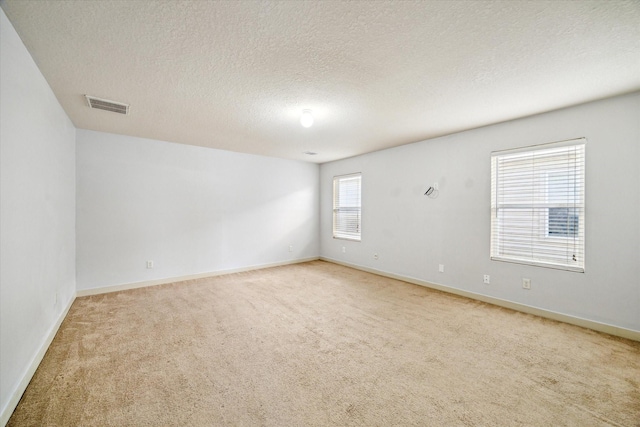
2, 0, 639, 163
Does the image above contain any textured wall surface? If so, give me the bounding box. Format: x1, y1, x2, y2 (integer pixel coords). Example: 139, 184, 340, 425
320, 92, 640, 331
76, 129, 319, 291
0, 8, 76, 421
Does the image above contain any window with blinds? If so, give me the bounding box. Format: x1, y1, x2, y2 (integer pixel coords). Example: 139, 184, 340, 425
490, 139, 585, 272
333, 173, 361, 241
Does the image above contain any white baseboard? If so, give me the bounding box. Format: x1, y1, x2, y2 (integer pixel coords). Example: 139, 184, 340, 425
77, 257, 320, 297
321, 257, 640, 342
1, 293, 76, 427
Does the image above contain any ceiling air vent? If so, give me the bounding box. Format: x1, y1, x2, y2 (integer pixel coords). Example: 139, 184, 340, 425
85, 95, 129, 115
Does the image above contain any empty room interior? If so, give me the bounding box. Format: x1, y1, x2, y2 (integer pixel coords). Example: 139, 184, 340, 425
1, 1, 639, 425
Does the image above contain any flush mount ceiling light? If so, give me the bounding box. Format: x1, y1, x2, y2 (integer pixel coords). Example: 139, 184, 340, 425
300, 109, 314, 128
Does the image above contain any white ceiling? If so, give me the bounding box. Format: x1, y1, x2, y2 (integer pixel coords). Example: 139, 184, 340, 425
2, 0, 639, 163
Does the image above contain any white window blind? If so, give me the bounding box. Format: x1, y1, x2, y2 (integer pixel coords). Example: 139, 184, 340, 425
490, 139, 585, 272
333, 173, 361, 241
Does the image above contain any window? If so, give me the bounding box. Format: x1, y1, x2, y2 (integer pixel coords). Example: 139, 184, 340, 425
490, 139, 585, 272
333, 173, 361, 241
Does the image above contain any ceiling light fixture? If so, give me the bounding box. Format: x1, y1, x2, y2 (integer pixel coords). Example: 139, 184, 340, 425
300, 109, 314, 128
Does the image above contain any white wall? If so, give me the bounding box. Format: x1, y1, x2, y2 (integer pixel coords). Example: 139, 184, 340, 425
0, 8, 76, 421
76, 129, 319, 291
320, 92, 640, 332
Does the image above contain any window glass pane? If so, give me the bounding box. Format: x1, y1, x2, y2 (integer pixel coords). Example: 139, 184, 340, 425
548, 207, 578, 237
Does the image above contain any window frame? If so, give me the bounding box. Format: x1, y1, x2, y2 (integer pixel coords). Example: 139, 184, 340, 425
332, 173, 362, 242
490, 139, 586, 272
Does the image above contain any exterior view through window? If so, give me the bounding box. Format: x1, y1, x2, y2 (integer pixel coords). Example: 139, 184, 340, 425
333, 173, 361, 241
490, 139, 585, 272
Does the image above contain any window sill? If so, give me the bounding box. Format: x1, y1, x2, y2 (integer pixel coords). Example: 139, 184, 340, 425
333, 236, 361, 242
491, 256, 584, 273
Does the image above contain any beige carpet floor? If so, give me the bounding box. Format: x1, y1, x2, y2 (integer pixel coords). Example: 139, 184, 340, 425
8, 260, 640, 426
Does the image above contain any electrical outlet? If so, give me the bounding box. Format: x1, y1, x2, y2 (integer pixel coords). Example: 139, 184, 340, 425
342, 246, 346, 253
483, 274, 490, 284
146, 260, 154, 269
438, 264, 444, 273
522, 278, 531, 290
374, 253, 379, 260
289, 245, 293, 252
